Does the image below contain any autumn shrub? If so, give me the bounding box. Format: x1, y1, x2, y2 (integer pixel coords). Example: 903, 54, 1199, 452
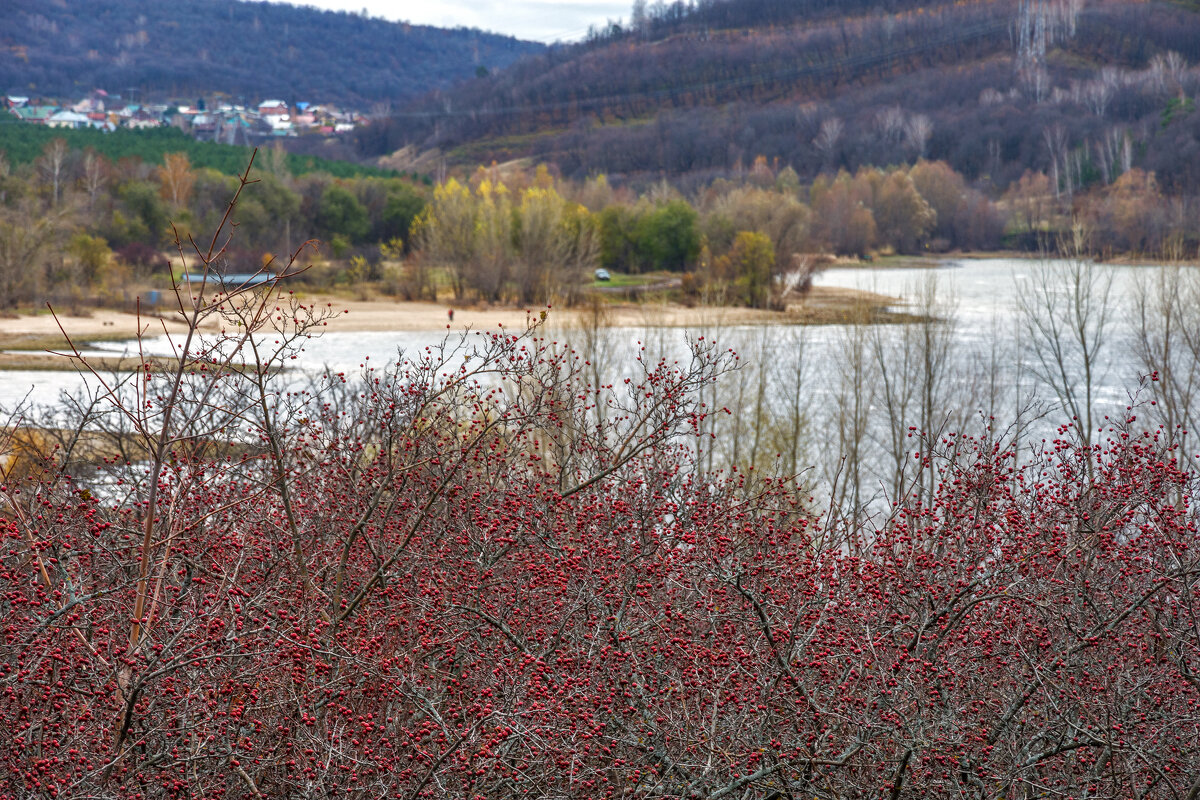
2, 157, 1198, 799
115, 241, 169, 278
711, 230, 776, 308
4, 324, 1200, 799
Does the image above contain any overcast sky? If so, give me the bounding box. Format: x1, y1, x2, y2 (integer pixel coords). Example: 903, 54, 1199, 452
271, 0, 631, 43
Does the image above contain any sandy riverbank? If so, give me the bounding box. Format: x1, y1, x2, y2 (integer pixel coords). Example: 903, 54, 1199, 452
0, 285, 907, 368
289, 285, 910, 332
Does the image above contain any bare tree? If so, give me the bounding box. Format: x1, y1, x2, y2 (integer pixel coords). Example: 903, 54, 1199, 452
875, 106, 907, 147
1130, 264, 1200, 444
1043, 123, 1070, 198
776, 326, 813, 482
263, 140, 290, 179
631, 0, 648, 35
827, 314, 875, 527
870, 274, 957, 506
1016, 234, 1116, 456
1163, 51, 1189, 94
1093, 126, 1129, 184
692, 306, 736, 474
1016, 0, 1080, 68
80, 150, 107, 210
1022, 65, 1052, 103
813, 117, 843, 168
747, 329, 772, 468
567, 294, 617, 429
1149, 51, 1188, 97
1083, 79, 1113, 117
37, 137, 70, 207
904, 113, 933, 158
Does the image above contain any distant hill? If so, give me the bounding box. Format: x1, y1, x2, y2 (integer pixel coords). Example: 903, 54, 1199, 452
358, 0, 1200, 193
1, 0, 543, 106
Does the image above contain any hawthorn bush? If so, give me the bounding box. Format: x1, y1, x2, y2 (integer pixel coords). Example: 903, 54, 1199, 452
2, 164, 1199, 797
4, 320, 1200, 798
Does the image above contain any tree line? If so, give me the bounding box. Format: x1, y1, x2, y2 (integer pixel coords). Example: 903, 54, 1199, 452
584, 0, 974, 47
417, 156, 1199, 308
0, 123, 410, 181
4, 131, 1199, 311
0, 137, 426, 309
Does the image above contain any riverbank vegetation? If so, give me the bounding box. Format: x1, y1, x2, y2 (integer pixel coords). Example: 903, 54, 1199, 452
4, 132, 1199, 315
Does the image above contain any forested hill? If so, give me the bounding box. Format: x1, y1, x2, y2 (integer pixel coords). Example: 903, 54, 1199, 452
1, 0, 543, 106
358, 0, 1200, 193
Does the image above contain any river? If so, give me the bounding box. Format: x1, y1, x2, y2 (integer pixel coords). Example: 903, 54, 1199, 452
2, 258, 1192, 465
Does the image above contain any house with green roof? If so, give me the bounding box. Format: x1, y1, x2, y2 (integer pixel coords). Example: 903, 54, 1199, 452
10, 105, 59, 124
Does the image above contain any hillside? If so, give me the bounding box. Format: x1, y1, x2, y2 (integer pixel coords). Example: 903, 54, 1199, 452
1, 0, 543, 106
359, 0, 1200, 193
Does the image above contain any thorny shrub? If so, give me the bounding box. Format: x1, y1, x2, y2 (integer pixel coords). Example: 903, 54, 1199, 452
1, 158, 1199, 798
5, 339, 1200, 799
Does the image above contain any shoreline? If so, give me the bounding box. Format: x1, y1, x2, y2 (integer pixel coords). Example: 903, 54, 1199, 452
0, 285, 910, 368
5, 251, 1192, 359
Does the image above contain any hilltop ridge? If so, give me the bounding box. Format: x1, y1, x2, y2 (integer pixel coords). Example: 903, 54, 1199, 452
359, 0, 1200, 192
1, 0, 543, 106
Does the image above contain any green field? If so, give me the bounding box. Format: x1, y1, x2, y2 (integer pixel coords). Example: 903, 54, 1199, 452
587, 271, 665, 289
0, 119, 409, 180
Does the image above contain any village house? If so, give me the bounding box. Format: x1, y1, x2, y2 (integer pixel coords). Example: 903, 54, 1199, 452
190, 113, 218, 136
112, 104, 163, 129
86, 111, 116, 131
10, 105, 58, 124
71, 90, 110, 114
257, 99, 289, 118
3, 90, 362, 139
46, 109, 90, 129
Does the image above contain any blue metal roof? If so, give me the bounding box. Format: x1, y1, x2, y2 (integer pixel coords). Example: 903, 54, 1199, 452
180, 273, 277, 288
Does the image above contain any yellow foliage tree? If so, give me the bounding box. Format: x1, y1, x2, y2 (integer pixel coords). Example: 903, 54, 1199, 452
157, 152, 196, 209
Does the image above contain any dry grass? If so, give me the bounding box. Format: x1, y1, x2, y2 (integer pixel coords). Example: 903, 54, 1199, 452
0, 351, 190, 372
